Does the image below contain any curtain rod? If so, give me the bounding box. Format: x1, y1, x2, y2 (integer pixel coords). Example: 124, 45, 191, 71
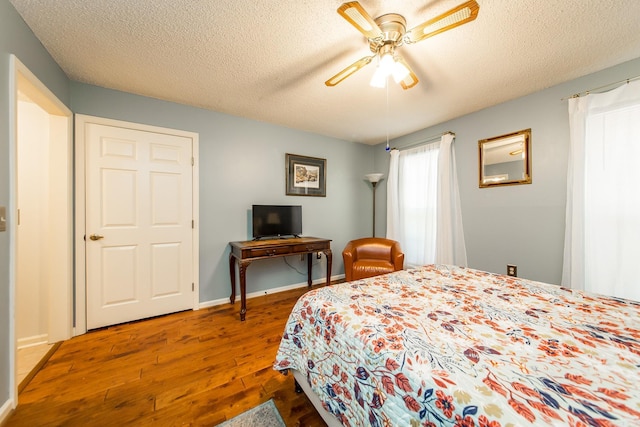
391, 131, 455, 152
561, 74, 640, 101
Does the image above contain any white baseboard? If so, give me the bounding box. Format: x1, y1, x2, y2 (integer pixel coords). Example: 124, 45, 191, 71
17, 334, 48, 349
198, 274, 344, 309
0, 397, 15, 426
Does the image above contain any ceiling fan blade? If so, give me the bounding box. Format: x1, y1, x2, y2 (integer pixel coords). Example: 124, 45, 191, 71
406, 0, 479, 44
337, 2, 383, 40
395, 56, 419, 90
325, 55, 375, 87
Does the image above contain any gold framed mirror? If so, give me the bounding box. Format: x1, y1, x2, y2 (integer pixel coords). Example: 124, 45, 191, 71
478, 129, 531, 188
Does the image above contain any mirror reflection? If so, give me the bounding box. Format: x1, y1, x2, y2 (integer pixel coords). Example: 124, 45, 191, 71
478, 129, 531, 188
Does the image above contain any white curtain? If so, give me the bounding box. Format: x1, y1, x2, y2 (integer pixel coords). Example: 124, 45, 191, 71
387, 134, 467, 267
436, 133, 467, 266
563, 79, 640, 300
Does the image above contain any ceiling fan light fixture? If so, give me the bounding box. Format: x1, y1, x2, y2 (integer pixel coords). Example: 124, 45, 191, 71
379, 53, 395, 74
392, 60, 410, 83
370, 67, 387, 88
370, 52, 408, 87
370, 44, 398, 88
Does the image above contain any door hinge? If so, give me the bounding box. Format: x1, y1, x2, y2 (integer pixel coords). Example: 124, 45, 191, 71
192, 219, 195, 229
191, 157, 194, 166
192, 283, 195, 292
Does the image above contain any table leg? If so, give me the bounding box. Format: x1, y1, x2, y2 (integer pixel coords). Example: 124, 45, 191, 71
307, 253, 313, 287
229, 253, 236, 304
239, 260, 250, 321
324, 249, 333, 286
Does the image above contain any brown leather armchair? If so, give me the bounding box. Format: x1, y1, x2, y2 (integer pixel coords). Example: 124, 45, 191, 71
342, 238, 404, 282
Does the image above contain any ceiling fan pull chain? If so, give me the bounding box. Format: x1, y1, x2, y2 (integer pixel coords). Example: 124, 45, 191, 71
385, 81, 390, 151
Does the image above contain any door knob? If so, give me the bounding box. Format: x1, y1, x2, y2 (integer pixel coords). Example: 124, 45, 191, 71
89, 234, 104, 241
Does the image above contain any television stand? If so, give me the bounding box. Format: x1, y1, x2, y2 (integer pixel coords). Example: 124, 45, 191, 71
228, 237, 332, 321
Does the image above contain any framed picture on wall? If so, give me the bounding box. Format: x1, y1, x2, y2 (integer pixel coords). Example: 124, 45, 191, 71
286, 153, 326, 197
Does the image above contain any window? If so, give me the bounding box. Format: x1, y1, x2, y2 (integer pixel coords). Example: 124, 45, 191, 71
387, 133, 467, 267
563, 79, 640, 300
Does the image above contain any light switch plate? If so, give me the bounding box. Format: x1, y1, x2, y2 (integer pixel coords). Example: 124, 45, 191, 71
0, 206, 6, 232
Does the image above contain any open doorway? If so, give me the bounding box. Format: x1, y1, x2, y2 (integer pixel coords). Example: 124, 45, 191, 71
9, 56, 73, 401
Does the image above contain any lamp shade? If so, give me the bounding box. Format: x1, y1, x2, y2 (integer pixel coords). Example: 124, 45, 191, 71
365, 173, 384, 183
392, 61, 410, 83
370, 67, 387, 88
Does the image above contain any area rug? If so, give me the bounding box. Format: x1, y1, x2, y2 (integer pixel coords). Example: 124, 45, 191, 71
217, 399, 285, 427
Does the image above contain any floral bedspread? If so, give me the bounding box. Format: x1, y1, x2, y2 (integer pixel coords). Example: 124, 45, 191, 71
273, 264, 640, 426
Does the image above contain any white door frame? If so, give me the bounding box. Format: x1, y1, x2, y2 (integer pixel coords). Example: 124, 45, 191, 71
74, 114, 200, 334
8, 55, 73, 406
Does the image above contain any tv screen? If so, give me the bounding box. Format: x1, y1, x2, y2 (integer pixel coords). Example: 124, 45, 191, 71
252, 205, 302, 239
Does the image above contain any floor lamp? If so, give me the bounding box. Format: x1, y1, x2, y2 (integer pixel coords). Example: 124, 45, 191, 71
365, 173, 384, 237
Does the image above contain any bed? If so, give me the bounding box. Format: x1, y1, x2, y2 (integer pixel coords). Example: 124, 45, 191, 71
274, 264, 640, 426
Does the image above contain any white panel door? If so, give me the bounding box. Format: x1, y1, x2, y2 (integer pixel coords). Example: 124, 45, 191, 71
86, 123, 194, 329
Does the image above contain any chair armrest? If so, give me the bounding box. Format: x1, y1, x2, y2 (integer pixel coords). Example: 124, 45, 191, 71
342, 242, 356, 282
391, 242, 404, 271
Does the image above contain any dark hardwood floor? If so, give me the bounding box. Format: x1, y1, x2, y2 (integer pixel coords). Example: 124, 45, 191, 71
7, 285, 330, 426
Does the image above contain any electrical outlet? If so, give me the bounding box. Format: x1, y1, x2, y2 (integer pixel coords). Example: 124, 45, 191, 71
507, 264, 517, 277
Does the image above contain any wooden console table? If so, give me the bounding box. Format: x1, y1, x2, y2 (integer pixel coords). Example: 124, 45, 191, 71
228, 237, 332, 321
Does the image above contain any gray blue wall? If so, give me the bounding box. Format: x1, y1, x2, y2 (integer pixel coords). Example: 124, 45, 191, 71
1, 0, 70, 412
4, 0, 640, 417
375, 56, 640, 285
70, 83, 374, 303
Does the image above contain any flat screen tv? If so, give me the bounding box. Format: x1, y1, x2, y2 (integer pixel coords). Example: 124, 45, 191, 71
252, 205, 302, 239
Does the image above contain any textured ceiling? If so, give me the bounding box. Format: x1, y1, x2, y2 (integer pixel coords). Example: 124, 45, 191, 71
10, 0, 640, 144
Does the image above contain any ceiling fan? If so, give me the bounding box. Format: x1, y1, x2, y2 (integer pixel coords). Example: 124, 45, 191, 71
325, 0, 479, 90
